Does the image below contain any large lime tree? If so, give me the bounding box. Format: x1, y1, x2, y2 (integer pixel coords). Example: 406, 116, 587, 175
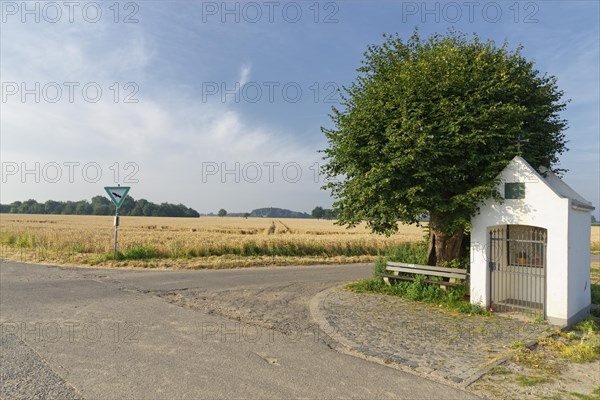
321, 30, 567, 266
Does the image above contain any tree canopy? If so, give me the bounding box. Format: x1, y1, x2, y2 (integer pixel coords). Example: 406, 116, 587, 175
321, 30, 567, 264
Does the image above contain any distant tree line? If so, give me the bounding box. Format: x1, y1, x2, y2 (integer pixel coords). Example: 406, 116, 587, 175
0, 197, 200, 218
220, 207, 311, 219
311, 206, 337, 220
250, 207, 311, 218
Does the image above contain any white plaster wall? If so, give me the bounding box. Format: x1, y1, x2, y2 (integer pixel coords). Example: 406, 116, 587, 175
544, 197, 570, 323
567, 204, 592, 320
470, 200, 494, 306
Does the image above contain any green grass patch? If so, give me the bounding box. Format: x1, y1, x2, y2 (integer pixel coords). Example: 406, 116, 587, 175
489, 366, 512, 375
184, 240, 390, 258
347, 277, 389, 293
346, 276, 472, 306
69, 243, 86, 253
1, 232, 40, 248
348, 245, 489, 316
568, 389, 600, 400
0, 232, 17, 246
560, 340, 599, 363
96, 245, 160, 261
373, 242, 428, 275
516, 375, 547, 386
510, 341, 525, 349
565, 331, 578, 340
575, 318, 600, 334
385, 242, 429, 264
96, 241, 336, 262
591, 284, 600, 306
123, 245, 159, 259
538, 322, 600, 363
1, 231, 401, 261
559, 325, 600, 363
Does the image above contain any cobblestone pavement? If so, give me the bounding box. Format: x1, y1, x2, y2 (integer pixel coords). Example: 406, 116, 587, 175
311, 287, 554, 387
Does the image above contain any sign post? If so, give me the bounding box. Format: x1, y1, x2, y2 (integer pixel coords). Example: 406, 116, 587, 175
104, 185, 131, 258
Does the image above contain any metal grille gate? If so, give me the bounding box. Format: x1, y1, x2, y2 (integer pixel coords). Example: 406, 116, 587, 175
488, 225, 547, 317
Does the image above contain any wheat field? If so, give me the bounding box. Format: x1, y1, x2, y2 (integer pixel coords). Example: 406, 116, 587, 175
2, 214, 597, 270
0, 214, 425, 269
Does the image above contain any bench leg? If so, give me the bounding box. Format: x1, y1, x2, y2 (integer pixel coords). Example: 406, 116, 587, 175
383, 271, 400, 286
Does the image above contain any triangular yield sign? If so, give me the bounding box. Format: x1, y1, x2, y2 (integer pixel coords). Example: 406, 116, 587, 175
104, 186, 131, 208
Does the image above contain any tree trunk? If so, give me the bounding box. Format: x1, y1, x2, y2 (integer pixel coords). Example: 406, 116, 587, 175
427, 213, 464, 266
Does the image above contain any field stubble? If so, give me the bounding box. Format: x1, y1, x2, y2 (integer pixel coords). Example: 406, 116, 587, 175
0, 214, 425, 269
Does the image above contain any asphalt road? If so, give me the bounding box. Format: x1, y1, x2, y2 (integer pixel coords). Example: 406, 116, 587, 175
0, 261, 480, 399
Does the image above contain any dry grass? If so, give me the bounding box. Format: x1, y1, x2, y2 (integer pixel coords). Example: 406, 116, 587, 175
592, 224, 600, 252
0, 214, 425, 269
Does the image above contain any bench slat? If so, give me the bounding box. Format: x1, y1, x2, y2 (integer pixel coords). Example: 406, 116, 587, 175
385, 266, 466, 279
377, 273, 461, 287
386, 262, 467, 274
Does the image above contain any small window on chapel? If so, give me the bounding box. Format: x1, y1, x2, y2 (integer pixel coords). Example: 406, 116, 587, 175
505, 182, 525, 199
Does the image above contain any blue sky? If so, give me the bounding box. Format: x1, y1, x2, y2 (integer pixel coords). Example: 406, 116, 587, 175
1, 1, 598, 217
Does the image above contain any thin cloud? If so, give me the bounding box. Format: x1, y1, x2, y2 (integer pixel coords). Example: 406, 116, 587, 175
239, 63, 252, 87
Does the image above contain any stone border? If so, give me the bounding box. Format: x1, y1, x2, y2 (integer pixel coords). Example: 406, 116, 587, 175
309, 285, 550, 390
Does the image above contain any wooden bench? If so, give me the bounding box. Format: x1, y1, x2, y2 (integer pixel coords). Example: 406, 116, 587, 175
377, 262, 468, 287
